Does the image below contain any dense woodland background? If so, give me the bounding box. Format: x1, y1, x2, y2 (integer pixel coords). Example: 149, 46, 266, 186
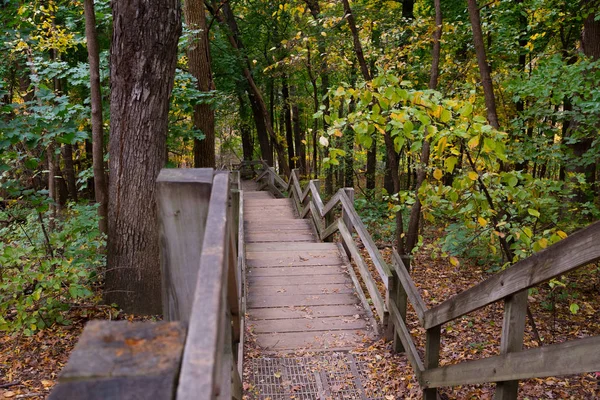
0, 1, 599, 396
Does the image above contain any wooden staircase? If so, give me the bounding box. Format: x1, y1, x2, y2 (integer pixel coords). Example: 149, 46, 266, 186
243, 186, 373, 352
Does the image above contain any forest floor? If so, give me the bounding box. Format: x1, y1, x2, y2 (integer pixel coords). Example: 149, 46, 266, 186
2, 233, 599, 399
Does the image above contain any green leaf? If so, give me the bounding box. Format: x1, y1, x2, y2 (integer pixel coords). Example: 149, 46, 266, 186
569, 303, 580, 314
527, 209, 540, 218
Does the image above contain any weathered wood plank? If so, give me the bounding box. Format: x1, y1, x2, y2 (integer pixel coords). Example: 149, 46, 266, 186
392, 249, 427, 324
421, 335, 600, 389
247, 304, 365, 320
424, 220, 600, 329
247, 293, 359, 308
250, 316, 368, 333
248, 283, 354, 295
49, 321, 185, 400
246, 242, 338, 252
339, 191, 392, 287
157, 168, 213, 322
248, 274, 351, 286
494, 290, 528, 400
255, 330, 370, 351
246, 258, 344, 268
245, 232, 315, 243
177, 173, 230, 400
388, 301, 425, 377
338, 220, 386, 320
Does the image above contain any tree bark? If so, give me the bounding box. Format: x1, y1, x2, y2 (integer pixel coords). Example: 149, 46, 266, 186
184, 0, 216, 168
105, 0, 181, 315
292, 101, 306, 175
429, 0, 442, 90
83, 0, 108, 235
466, 0, 500, 129
61, 144, 78, 202
282, 77, 295, 170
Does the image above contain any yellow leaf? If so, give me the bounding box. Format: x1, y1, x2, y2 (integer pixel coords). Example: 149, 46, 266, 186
433, 169, 443, 180
557, 230, 568, 239
467, 135, 480, 149
478, 217, 488, 227
468, 171, 479, 181
274, 371, 282, 378
449, 256, 460, 267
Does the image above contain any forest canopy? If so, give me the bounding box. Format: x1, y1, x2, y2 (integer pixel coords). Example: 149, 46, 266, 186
0, 0, 599, 332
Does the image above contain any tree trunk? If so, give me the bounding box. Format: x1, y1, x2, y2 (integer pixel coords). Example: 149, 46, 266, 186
47, 144, 57, 230
429, 0, 442, 90
83, 0, 108, 234
282, 77, 295, 170
61, 144, 78, 202
105, 0, 181, 315
292, 102, 306, 175
466, 0, 500, 129
184, 0, 216, 168
404, 0, 441, 257
238, 94, 254, 161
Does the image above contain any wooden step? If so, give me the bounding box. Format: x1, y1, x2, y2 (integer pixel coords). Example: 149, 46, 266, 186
254, 331, 370, 351
250, 316, 368, 334
247, 275, 352, 286
248, 283, 354, 296
247, 293, 359, 308
247, 304, 365, 320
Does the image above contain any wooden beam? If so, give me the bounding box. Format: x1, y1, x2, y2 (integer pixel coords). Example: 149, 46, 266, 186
391, 250, 427, 324
421, 335, 600, 389
338, 220, 386, 320
338, 191, 391, 287
424, 221, 600, 329
388, 300, 425, 377
49, 321, 186, 400
157, 168, 214, 322
494, 290, 528, 400
177, 173, 230, 400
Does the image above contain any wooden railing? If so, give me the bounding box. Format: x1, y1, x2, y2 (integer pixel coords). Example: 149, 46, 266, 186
50, 169, 245, 400
248, 161, 600, 400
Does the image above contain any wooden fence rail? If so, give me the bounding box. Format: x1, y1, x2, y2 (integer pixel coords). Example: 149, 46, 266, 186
247, 160, 600, 400
49, 169, 245, 400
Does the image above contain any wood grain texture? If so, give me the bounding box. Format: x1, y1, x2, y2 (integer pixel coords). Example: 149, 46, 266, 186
157, 168, 213, 322
49, 321, 185, 400
421, 335, 600, 388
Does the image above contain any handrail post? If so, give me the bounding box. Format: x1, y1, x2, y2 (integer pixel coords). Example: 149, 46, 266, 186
423, 325, 441, 400
157, 169, 214, 322
340, 188, 354, 256
494, 290, 527, 400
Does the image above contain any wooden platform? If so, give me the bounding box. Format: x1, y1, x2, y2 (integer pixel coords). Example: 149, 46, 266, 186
244, 185, 373, 352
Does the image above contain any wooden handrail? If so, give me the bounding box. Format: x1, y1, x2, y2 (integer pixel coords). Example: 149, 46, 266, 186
242, 160, 600, 400
177, 172, 242, 400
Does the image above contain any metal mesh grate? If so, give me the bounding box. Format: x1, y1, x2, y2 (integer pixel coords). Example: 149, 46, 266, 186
248, 353, 387, 399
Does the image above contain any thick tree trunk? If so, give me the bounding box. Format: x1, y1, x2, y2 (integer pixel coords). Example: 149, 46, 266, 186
467, 0, 500, 129
61, 144, 78, 202
83, 0, 108, 234
105, 0, 181, 315
184, 0, 216, 168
